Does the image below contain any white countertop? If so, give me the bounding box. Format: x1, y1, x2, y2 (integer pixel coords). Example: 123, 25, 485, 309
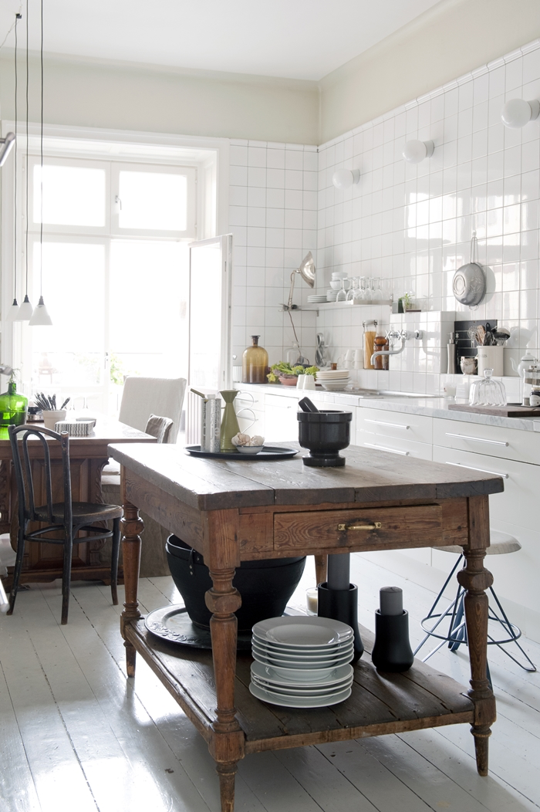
236, 383, 540, 433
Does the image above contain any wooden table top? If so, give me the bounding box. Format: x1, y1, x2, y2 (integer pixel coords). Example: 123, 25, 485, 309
109, 442, 505, 512
0, 417, 156, 460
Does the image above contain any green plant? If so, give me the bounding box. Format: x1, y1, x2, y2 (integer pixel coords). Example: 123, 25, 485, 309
267, 362, 318, 383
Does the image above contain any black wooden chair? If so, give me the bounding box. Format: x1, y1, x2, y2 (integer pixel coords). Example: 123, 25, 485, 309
8, 424, 122, 624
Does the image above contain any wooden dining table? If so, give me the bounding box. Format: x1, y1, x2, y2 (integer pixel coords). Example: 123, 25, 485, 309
0, 417, 156, 589
109, 440, 503, 812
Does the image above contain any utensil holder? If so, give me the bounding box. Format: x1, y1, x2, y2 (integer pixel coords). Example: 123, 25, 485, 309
371, 610, 414, 672
476, 345, 503, 377
317, 581, 364, 663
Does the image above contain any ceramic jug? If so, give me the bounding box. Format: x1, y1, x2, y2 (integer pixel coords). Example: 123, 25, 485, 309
219, 390, 240, 451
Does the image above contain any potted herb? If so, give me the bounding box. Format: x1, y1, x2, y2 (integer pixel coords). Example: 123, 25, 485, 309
267, 363, 318, 385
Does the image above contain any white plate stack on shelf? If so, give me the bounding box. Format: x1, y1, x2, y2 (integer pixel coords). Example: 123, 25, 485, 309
316, 368, 350, 391
249, 616, 355, 708
308, 293, 328, 304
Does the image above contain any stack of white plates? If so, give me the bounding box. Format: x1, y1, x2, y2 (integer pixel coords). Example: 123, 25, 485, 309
250, 616, 354, 707
308, 294, 328, 303
316, 369, 350, 391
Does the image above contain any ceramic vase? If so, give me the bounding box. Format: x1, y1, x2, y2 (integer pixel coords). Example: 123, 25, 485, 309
219, 390, 240, 451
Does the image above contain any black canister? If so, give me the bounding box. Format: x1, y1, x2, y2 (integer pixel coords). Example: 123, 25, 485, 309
297, 409, 352, 467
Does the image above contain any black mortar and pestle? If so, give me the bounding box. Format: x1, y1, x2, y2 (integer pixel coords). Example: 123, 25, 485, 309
297, 397, 352, 467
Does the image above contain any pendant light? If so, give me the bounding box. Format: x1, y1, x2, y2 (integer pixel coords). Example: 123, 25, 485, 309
29, 0, 52, 326
16, 0, 33, 321
6, 13, 22, 322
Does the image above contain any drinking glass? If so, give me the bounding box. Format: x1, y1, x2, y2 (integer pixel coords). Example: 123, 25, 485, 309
346, 277, 358, 301
336, 278, 347, 302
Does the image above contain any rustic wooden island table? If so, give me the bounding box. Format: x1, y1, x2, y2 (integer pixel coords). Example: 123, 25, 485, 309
109, 441, 504, 812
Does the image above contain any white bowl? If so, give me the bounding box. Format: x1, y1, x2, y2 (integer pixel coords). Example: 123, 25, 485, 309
237, 445, 264, 455
326, 290, 338, 302
329, 280, 342, 290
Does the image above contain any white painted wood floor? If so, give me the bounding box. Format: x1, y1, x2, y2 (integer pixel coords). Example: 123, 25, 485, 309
1, 553, 539, 812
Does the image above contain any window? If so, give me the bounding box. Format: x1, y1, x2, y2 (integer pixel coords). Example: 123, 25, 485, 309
19, 154, 197, 414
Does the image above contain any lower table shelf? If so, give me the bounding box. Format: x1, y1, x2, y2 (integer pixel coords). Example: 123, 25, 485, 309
126, 619, 474, 756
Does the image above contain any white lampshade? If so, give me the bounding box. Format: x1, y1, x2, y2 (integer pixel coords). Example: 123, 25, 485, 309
16, 294, 33, 321
29, 295, 53, 326
501, 98, 540, 128
6, 298, 20, 322
403, 139, 434, 163
332, 168, 360, 189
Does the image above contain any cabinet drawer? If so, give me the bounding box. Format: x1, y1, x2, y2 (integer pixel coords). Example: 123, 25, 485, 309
274, 502, 468, 554
358, 408, 432, 445
433, 445, 538, 532
361, 436, 432, 460
433, 417, 540, 464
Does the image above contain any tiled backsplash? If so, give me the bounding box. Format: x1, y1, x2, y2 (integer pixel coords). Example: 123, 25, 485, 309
229, 39, 540, 393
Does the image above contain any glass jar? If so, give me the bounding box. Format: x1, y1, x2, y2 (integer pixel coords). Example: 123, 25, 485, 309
469, 369, 507, 407
242, 335, 268, 384
0, 379, 28, 438
373, 330, 389, 371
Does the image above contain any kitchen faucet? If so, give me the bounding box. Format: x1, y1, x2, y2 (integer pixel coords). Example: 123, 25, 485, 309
370, 330, 423, 366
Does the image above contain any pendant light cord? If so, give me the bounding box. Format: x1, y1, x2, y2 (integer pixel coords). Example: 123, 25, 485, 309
39, 0, 44, 294
13, 13, 21, 300
24, 0, 29, 300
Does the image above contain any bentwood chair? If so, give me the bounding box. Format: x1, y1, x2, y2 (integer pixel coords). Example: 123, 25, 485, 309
8, 424, 122, 625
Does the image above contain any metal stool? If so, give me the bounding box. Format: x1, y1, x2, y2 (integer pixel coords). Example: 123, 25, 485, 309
415, 531, 536, 674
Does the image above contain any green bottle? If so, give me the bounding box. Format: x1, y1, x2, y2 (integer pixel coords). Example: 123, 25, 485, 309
0, 377, 28, 439
219, 390, 240, 452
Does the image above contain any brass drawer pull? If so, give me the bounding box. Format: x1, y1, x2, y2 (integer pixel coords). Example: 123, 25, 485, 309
338, 522, 382, 531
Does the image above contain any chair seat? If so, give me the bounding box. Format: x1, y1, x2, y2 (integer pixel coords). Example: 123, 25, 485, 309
34, 502, 123, 524
434, 530, 521, 556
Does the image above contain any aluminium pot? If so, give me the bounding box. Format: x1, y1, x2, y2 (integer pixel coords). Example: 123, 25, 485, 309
166, 535, 306, 631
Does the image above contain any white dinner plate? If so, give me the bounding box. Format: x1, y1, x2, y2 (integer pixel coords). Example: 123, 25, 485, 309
249, 681, 352, 708
252, 649, 354, 674
251, 640, 353, 662
252, 636, 354, 656
251, 661, 353, 683
251, 633, 351, 651
251, 674, 353, 696
251, 661, 353, 689
316, 369, 349, 377
251, 662, 354, 688
252, 616, 353, 648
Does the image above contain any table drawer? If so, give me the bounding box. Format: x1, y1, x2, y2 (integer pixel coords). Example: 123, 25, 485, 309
274, 503, 467, 554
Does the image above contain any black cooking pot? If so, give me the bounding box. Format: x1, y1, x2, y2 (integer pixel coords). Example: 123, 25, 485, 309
166, 535, 306, 631
297, 409, 352, 467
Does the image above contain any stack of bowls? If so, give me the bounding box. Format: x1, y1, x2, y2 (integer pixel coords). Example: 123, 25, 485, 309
250, 616, 354, 707
316, 369, 350, 391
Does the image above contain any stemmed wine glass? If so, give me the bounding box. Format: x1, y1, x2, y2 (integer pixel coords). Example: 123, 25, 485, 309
336, 278, 348, 302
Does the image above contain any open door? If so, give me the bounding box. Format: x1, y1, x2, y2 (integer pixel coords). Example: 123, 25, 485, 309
185, 234, 233, 443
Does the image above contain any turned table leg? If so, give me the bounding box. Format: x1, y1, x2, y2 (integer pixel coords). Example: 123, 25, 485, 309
458, 495, 496, 776
120, 493, 144, 678
206, 567, 245, 812
314, 554, 327, 586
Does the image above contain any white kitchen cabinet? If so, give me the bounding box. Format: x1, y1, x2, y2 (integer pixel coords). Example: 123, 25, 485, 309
356, 407, 433, 461
264, 392, 299, 441
433, 416, 540, 465
432, 444, 540, 617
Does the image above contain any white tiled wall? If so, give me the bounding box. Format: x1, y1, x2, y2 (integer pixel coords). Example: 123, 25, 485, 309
228, 140, 319, 367
229, 40, 540, 394
317, 40, 540, 392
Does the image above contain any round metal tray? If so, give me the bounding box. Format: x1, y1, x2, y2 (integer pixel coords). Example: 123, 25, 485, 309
145, 605, 253, 650
185, 445, 298, 460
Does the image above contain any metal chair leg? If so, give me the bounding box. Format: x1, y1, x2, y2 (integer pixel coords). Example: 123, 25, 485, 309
110, 517, 120, 606
61, 534, 74, 625
7, 526, 26, 616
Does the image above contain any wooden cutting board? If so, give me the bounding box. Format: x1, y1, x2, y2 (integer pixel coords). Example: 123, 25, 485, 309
448, 403, 540, 417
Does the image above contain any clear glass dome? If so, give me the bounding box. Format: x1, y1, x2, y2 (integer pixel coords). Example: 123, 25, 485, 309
469, 369, 507, 407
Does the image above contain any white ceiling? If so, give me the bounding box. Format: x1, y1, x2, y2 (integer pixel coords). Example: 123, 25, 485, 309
0, 0, 442, 81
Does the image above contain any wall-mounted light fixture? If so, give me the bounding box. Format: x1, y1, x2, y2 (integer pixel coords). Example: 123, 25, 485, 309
501, 98, 540, 128
332, 168, 360, 189
402, 139, 434, 164
0, 133, 16, 168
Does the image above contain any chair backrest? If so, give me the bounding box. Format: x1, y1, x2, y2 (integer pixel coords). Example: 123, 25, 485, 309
145, 414, 174, 444
118, 376, 186, 443
9, 425, 73, 526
